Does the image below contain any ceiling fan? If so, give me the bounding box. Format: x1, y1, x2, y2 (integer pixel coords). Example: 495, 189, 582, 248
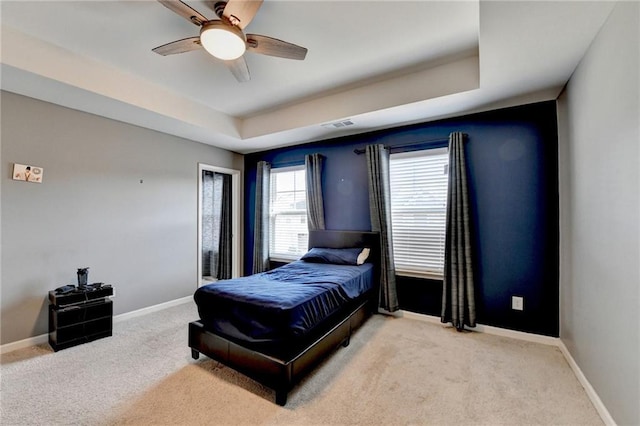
152, 0, 308, 82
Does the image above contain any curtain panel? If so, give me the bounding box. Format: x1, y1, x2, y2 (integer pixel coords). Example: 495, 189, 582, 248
202, 171, 222, 278
441, 132, 476, 330
366, 144, 399, 312
201, 171, 214, 277
252, 161, 271, 274
305, 153, 326, 231
217, 173, 232, 280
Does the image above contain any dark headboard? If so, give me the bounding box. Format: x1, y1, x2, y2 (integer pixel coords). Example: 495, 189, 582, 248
308, 230, 381, 308
308, 230, 380, 266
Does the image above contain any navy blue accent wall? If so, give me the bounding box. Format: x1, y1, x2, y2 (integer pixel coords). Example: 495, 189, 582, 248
244, 101, 559, 337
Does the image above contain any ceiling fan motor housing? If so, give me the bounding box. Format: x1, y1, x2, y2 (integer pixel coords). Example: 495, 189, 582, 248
214, 1, 228, 19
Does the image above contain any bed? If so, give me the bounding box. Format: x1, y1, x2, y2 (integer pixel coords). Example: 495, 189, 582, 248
189, 230, 380, 405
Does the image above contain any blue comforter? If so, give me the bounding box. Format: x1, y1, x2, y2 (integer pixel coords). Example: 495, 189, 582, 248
194, 261, 374, 343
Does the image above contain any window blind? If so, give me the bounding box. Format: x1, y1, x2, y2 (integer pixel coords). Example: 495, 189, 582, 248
269, 166, 308, 260
389, 148, 449, 278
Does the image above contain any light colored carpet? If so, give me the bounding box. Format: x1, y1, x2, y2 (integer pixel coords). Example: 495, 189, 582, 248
1, 301, 602, 425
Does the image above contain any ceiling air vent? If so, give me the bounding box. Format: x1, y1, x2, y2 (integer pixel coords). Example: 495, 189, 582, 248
321, 119, 355, 129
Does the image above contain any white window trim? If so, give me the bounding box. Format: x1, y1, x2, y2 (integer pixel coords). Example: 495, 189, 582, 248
271, 164, 304, 174
396, 271, 445, 281
269, 164, 307, 262
269, 255, 300, 263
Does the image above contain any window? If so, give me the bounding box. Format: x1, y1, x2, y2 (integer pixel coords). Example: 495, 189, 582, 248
269, 166, 308, 261
389, 148, 449, 279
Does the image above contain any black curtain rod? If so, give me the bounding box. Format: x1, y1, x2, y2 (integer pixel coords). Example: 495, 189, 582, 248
353, 133, 468, 155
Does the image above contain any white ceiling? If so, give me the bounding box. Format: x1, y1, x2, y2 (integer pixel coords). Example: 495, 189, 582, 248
1, 1, 615, 154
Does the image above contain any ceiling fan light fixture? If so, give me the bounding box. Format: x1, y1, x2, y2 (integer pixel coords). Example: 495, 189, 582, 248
200, 21, 246, 60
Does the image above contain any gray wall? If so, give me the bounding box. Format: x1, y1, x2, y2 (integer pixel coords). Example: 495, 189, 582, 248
1, 91, 243, 345
557, 2, 639, 425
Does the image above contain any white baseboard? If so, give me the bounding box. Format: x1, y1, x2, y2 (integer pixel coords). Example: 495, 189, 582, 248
400, 310, 559, 345
399, 310, 615, 425
557, 340, 617, 426
464, 321, 560, 346
0, 334, 49, 355
112, 295, 192, 324
0, 296, 193, 355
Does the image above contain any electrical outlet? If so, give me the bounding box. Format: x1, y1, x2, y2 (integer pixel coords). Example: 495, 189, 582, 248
512, 296, 524, 311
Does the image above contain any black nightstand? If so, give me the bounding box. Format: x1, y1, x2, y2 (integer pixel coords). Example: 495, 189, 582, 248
48, 286, 113, 351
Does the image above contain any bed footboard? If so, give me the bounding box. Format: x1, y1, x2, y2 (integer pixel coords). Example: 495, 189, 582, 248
189, 299, 372, 405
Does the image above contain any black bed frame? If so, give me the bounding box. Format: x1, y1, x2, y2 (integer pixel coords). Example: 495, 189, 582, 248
189, 230, 380, 405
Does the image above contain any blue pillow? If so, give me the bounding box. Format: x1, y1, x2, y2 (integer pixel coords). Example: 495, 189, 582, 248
301, 247, 369, 265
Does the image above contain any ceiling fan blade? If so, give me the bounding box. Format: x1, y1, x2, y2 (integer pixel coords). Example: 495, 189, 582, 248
152, 37, 202, 56
246, 34, 307, 60
222, 0, 263, 30
158, 0, 208, 26
224, 56, 251, 82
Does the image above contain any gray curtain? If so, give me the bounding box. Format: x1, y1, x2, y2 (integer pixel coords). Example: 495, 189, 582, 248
201, 171, 223, 278
305, 153, 326, 230
441, 132, 476, 330
252, 161, 271, 274
366, 144, 399, 312
217, 173, 232, 280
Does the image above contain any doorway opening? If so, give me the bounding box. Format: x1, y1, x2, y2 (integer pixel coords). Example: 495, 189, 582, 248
198, 164, 241, 286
